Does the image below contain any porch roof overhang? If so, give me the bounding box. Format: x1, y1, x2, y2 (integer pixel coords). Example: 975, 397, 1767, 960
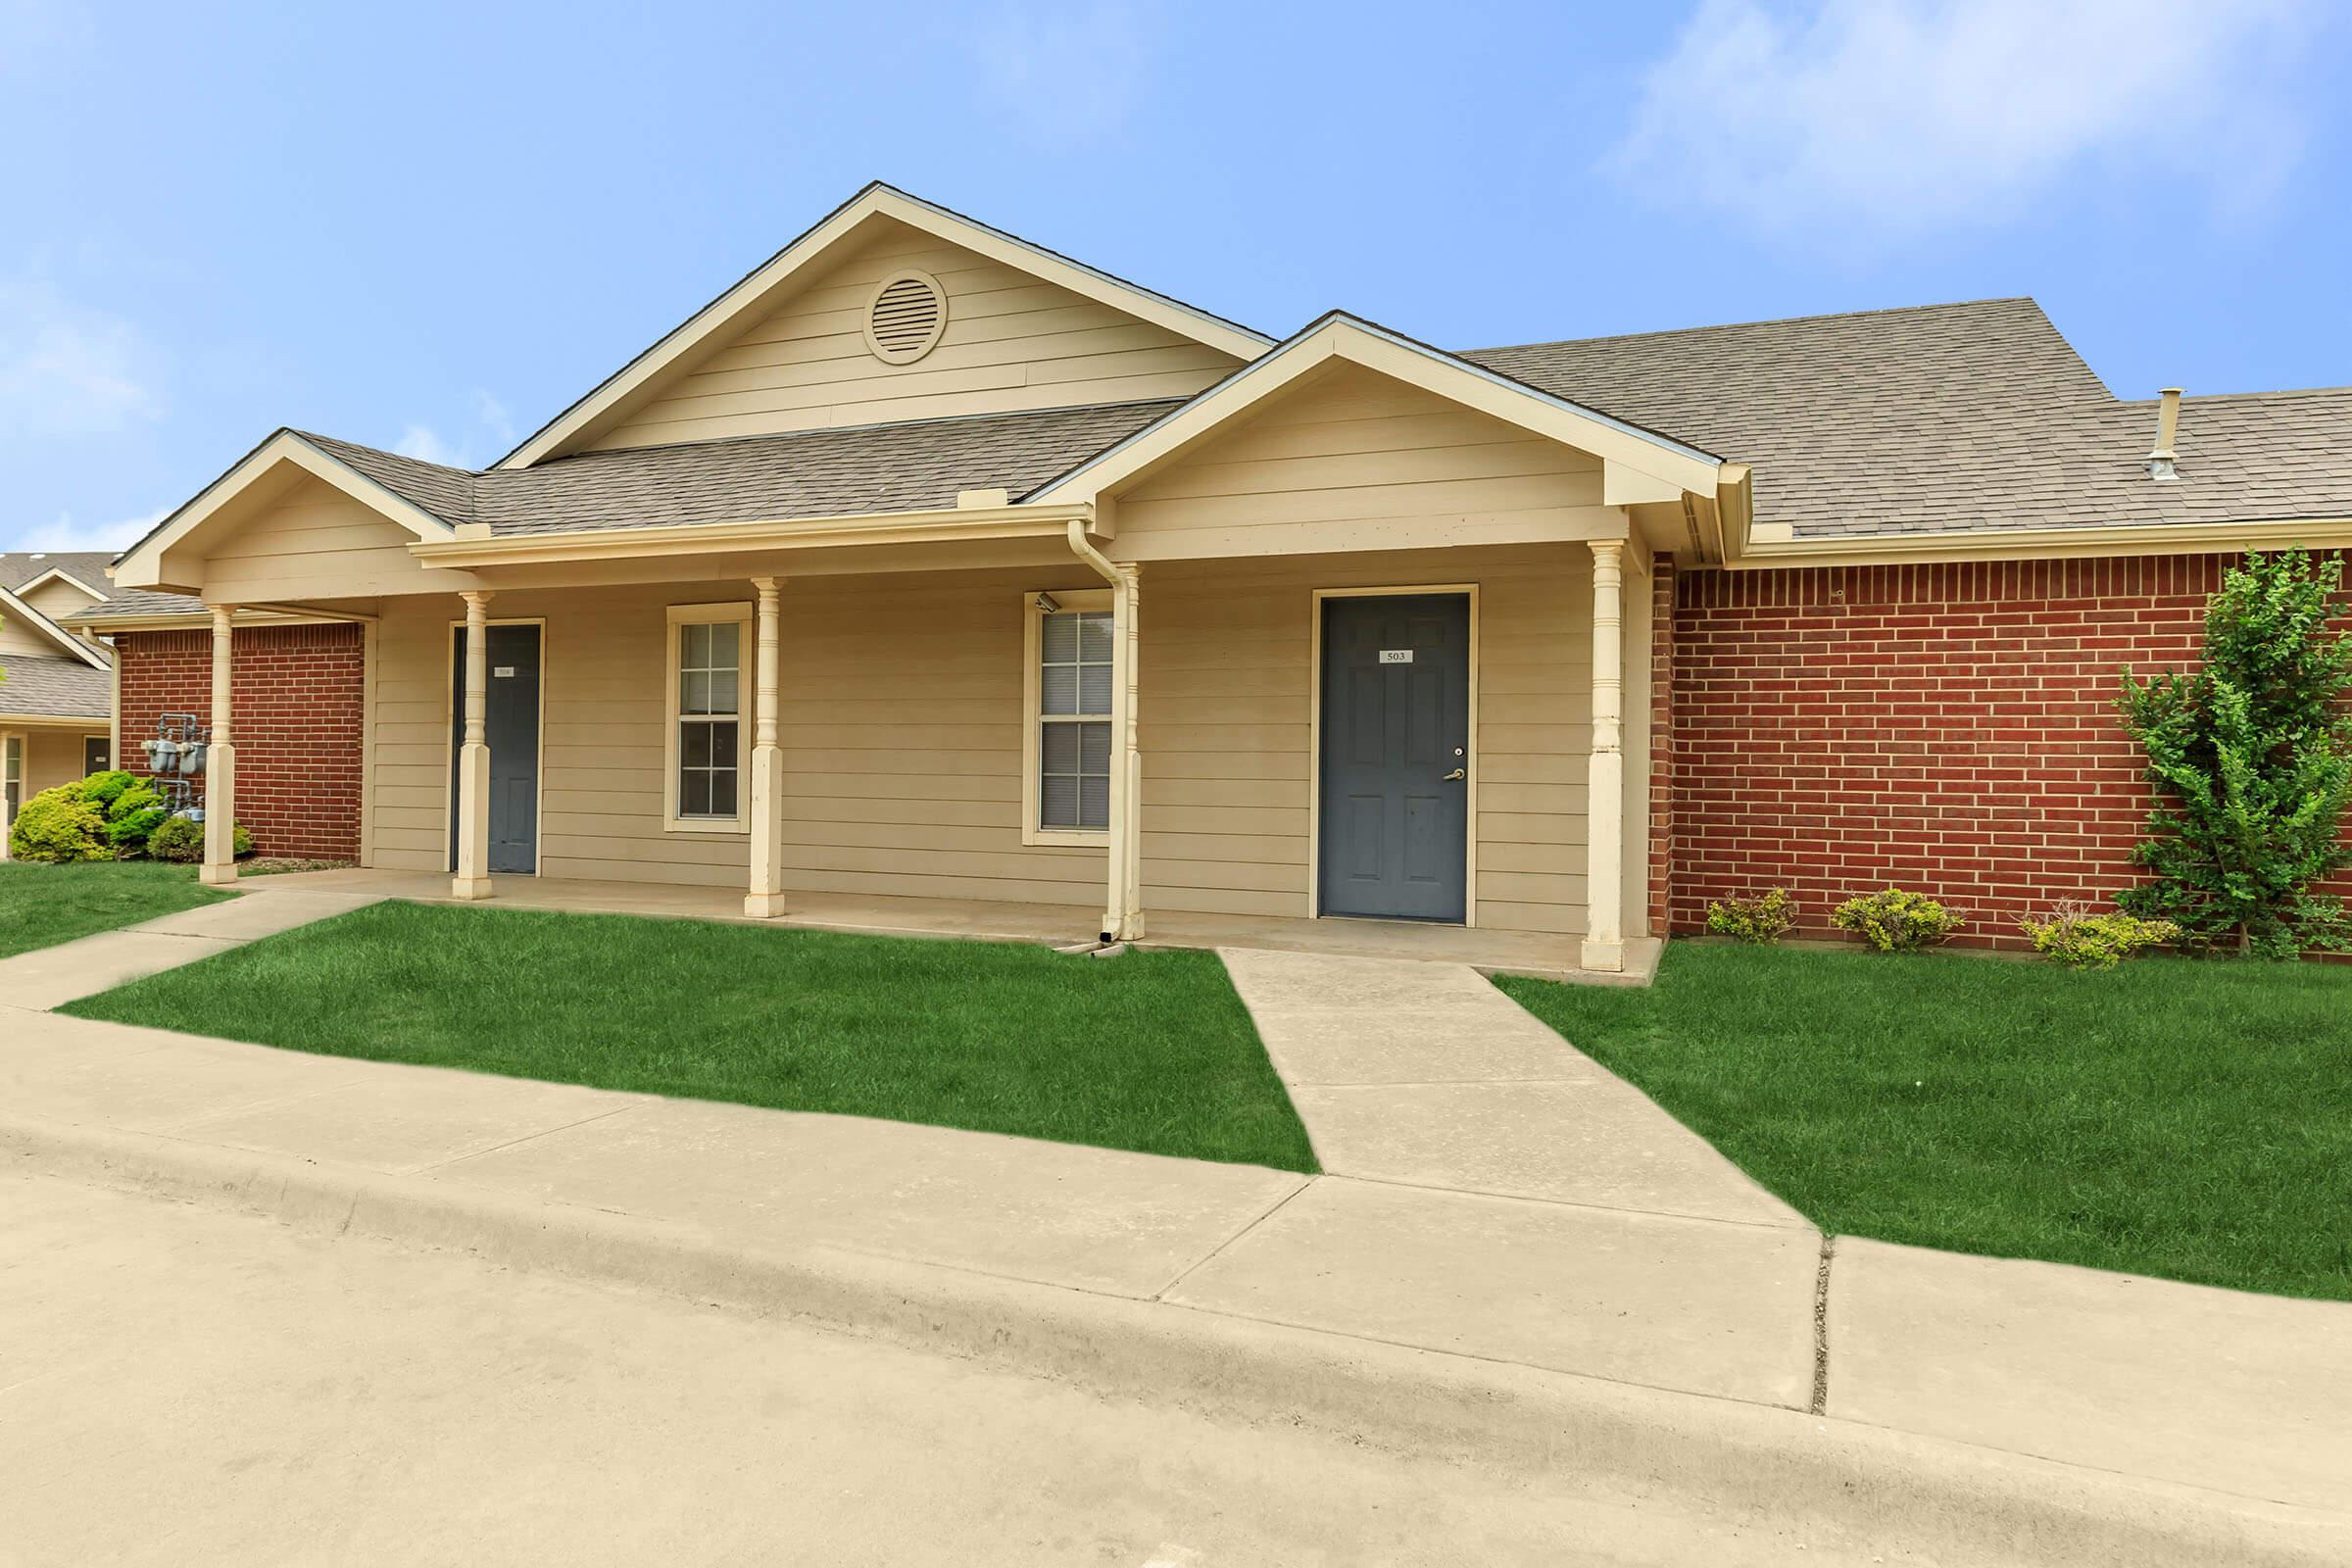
404, 499, 1102, 570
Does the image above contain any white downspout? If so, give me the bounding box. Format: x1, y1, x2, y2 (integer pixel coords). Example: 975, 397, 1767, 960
1067, 520, 1143, 943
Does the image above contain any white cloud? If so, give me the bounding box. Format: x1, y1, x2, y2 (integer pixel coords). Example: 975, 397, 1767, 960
0, 275, 161, 437
1608, 0, 2319, 239
393, 423, 460, 465
8, 508, 165, 554
969, 3, 1151, 141
470, 389, 514, 447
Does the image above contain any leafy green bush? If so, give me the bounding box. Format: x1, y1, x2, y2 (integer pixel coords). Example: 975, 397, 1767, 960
2117, 550, 2352, 958
147, 815, 252, 862
80, 769, 139, 808
2018, 903, 2181, 969
1834, 888, 1964, 953
7, 784, 109, 861
1706, 888, 1797, 944
102, 780, 170, 855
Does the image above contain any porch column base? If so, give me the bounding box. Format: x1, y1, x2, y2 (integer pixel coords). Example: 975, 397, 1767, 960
742, 890, 790, 919
1580, 937, 1625, 973
451, 736, 493, 902
200, 741, 238, 887
450, 875, 496, 902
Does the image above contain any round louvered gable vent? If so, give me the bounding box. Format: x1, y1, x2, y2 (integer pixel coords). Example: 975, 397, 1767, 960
863, 270, 948, 365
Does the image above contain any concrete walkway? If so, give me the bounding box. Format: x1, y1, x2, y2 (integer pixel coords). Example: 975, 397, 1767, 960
1, 888, 2346, 1560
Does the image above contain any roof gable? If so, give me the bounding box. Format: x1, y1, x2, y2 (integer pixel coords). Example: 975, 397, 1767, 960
0, 580, 110, 669
111, 430, 459, 595
498, 183, 1271, 468
1031, 313, 1723, 507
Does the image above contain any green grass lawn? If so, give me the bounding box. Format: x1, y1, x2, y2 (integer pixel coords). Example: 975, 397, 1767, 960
1497, 944, 2352, 1301
0, 859, 234, 959
62, 901, 1317, 1172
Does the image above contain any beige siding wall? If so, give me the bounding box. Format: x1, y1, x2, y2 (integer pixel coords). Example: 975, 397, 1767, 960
201, 475, 426, 602
590, 220, 1240, 452
20, 726, 105, 797
21, 577, 104, 619
363, 545, 1597, 940
1113, 365, 1605, 559
0, 614, 66, 659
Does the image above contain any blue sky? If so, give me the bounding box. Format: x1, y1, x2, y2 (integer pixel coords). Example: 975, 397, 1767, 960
3, 0, 2346, 553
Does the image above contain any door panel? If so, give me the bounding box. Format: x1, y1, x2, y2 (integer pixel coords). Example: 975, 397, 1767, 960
1318, 594, 1470, 922
449, 624, 543, 875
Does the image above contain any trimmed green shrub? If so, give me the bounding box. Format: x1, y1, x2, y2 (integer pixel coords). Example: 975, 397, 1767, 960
146, 815, 252, 862
1706, 888, 1797, 944
146, 815, 203, 862
7, 784, 109, 861
2117, 550, 2352, 958
1834, 888, 1964, 953
79, 769, 139, 808
2019, 904, 2181, 970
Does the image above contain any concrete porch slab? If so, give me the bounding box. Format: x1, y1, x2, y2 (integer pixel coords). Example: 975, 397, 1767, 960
1165, 1176, 1821, 1407
1828, 1238, 2352, 1513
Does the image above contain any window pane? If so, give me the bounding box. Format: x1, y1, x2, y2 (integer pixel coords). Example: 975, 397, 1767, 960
1077, 612, 1113, 662
1079, 774, 1109, 830
1041, 721, 1079, 774
681, 769, 711, 817
707, 720, 738, 769
683, 622, 709, 667
1041, 665, 1077, 716
1042, 611, 1078, 663
708, 622, 740, 669
710, 668, 738, 715
1079, 720, 1112, 773
710, 769, 738, 817
682, 721, 711, 768
682, 669, 711, 714
1041, 775, 1078, 829
1078, 664, 1111, 715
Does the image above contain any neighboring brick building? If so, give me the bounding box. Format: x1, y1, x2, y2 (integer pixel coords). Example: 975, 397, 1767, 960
114, 622, 366, 861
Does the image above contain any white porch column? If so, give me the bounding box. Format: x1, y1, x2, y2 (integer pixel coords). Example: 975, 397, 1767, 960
744, 576, 787, 918
200, 604, 239, 887
1582, 541, 1626, 972
1110, 562, 1145, 942
451, 591, 495, 901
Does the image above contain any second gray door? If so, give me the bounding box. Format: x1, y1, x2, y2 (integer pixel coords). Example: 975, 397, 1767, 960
448, 622, 542, 875
1317, 593, 1470, 922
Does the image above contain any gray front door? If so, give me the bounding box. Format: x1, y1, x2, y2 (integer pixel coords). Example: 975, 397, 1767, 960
449, 623, 542, 875
1318, 593, 1470, 922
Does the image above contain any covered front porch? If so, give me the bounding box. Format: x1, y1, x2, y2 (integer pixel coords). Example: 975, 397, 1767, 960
230, 864, 1662, 983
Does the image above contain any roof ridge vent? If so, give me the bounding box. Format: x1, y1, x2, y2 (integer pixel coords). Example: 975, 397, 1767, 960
2146, 386, 2182, 481
865, 270, 949, 366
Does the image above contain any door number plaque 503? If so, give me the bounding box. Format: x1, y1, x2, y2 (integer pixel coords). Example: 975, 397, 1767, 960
1378, 649, 1414, 663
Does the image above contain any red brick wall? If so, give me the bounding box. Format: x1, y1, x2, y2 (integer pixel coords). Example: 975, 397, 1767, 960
1646, 553, 1677, 936
117, 624, 366, 860
1666, 553, 2352, 950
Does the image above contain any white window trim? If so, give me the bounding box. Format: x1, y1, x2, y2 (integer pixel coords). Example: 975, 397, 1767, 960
1019, 587, 1112, 849
664, 601, 753, 835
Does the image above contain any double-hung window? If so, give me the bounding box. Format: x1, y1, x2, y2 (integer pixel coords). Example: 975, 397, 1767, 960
1022, 590, 1114, 844
665, 603, 751, 832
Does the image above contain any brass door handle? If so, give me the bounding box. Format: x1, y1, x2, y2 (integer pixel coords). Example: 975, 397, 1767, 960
1443, 767, 1467, 781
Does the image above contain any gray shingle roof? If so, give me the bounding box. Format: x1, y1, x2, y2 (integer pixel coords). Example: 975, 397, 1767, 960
300, 400, 1184, 538
1462, 299, 2352, 537
72, 586, 207, 620
0, 651, 110, 718
0, 552, 114, 593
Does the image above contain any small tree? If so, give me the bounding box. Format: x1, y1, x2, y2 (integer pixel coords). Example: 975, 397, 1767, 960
2116, 550, 2352, 957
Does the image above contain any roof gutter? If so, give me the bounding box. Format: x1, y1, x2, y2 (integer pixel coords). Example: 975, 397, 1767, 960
408, 500, 1100, 568
1718, 514, 2352, 570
